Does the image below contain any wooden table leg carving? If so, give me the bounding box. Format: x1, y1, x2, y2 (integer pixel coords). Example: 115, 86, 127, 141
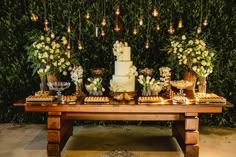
172, 113, 199, 157
47, 112, 73, 157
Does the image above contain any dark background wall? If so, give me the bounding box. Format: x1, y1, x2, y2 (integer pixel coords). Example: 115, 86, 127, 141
0, 0, 235, 126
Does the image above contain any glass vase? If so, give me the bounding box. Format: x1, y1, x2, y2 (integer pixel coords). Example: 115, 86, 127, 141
39, 75, 47, 91
91, 87, 103, 96
198, 77, 207, 94
75, 82, 85, 97
142, 86, 152, 96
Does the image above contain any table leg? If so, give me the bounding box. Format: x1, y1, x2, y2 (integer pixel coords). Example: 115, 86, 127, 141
47, 112, 73, 157
172, 113, 199, 157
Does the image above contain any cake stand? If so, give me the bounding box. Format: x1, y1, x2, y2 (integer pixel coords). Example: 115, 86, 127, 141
47, 82, 71, 98
170, 80, 192, 103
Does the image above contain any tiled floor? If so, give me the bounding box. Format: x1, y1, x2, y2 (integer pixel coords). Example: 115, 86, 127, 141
0, 124, 235, 157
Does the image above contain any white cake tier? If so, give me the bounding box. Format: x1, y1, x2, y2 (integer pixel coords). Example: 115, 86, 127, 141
112, 75, 135, 92
115, 61, 133, 76
119, 47, 131, 61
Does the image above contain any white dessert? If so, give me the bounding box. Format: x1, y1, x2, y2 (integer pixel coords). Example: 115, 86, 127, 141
112, 75, 135, 92
115, 61, 133, 75
111, 41, 137, 92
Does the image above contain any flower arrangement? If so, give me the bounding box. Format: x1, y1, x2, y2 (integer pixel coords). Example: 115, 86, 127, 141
27, 33, 72, 76
128, 65, 138, 78
168, 34, 215, 77
70, 66, 83, 84
85, 77, 105, 96
138, 75, 156, 96
113, 40, 128, 61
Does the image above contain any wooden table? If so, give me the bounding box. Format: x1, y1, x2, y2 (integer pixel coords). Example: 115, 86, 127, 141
14, 94, 233, 157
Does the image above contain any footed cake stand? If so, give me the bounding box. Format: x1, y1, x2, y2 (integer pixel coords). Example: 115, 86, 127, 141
170, 80, 192, 103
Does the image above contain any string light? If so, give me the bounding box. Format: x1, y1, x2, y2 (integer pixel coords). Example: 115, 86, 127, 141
78, 10, 83, 50
178, 19, 183, 28
152, 7, 158, 17
49, 0, 55, 38
101, 0, 106, 27
156, 24, 160, 31
139, 16, 143, 26
78, 40, 83, 50
101, 29, 105, 36
31, 12, 38, 22
95, 25, 99, 37
197, 0, 203, 34
115, 7, 120, 16
145, 40, 149, 49
114, 23, 120, 32
101, 18, 106, 26
43, 0, 49, 32
197, 26, 202, 34
203, 18, 208, 26
86, 10, 90, 19
168, 23, 175, 35
152, 0, 158, 17
67, 42, 71, 50
203, 0, 209, 26
133, 27, 137, 35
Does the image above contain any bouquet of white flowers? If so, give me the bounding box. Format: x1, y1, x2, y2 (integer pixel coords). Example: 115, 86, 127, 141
168, 34, 215, 77
27, 33, 72, 76
138, 75, 155, 96
86, 77, 105, 96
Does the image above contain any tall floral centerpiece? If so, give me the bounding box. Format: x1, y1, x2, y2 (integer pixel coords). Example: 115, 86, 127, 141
70, 65, 84, 97
168, 34, 215, 93
27, 33, 72, 91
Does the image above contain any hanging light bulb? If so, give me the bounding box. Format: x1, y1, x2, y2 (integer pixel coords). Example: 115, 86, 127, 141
44, 19, 49, 32
115, 7, 120, 16
78, 40, 83, 50
67, 25, 71, 33
139, 16, 143, 26
114, 24, 120, 32
197, 26, 202, 34
101, 18, 106, 26
50, 31, 55, 39
31, 12, 38, 22
101, 29, 105, 36
145, 40, 149, 49
95, 26, 99, 37
152, 7, 159, 17
156, 24, 160, 31
178, 19, 183, 29
133, 27, 137, 35
86, 10, 90, 19
67, 43, 71, 50
168, 23, 175, 35
203, 18, 208, 26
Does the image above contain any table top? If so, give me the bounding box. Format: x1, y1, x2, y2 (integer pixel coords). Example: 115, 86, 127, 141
14, 92, 233, 114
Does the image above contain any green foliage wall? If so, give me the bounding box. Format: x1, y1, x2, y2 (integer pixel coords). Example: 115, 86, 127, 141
0, 0, 235, 126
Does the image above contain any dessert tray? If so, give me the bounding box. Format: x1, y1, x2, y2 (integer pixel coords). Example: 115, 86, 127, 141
61, 95, 77, 104
84, 96, 110, 104
195, 93, 226, 104
26, 95, 55, 102
138, 96, 163, 104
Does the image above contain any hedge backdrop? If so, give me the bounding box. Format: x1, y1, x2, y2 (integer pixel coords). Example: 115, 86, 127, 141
0, 0, 235, 126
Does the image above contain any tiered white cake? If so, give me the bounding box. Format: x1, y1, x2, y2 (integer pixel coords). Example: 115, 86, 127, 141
110, 41, 137, 92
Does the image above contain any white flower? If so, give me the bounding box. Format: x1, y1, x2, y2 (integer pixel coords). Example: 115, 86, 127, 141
182, 35, 186, 40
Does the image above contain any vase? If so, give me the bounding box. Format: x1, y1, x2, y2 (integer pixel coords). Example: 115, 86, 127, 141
39, 75, 47, 91
183, 71, 197, 91
92, 87, 103, 96
198, 77, 207, 94
142, 86, 152, 96
47, 72, 58, 83
75, 82, 85, 97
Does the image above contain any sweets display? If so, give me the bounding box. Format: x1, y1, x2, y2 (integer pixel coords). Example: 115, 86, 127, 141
84, 97, 109, 103
138, 96, 163, 103
26, 95, 55, 102
195, 93, 226, 104
61, 95, 77, 104
35, 90, 49, 96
